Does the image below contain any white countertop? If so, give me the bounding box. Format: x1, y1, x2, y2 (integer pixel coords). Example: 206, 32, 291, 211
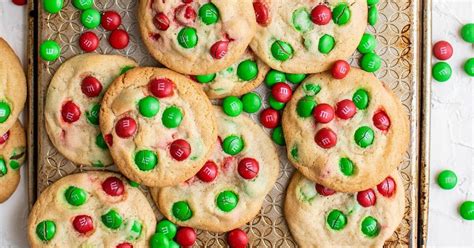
0, 0, 472, 247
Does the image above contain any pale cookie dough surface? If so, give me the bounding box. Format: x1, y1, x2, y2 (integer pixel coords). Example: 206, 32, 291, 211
28, 172, 156, 248
282, 68, 409, 192
193, 49, 269, 99
100, 67, 217, 187
138, 0, 256, 75
152, 106, 279, 232
285, 171, 405, 248
45, 54, 137, 167
0, 121, 26, 203
0, 38, 27, 135
250, 0, 367, 73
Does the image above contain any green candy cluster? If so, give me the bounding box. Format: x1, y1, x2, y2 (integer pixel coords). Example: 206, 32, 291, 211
222, 91, 263, 117
150, 220, 179, 248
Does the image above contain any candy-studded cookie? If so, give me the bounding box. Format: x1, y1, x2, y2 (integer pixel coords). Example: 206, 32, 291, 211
151, 106, 279, 232
250, 0, 367, 73
28, 172, 156, 247
192, 49, 270, 99
285, 171, 405, 247
0, 38, 27, 135
100, 67, 217, 187
0, 121, 26, 203
138, 0, 256, 75
45, 54, 137, 167
282, 68, 409, 192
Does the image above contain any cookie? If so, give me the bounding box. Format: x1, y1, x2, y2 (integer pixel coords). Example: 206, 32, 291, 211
138, 0, 256, 75
282, 68, 409, 192
0, 38, 27, 135
45, 54, 137, 167
0, 121, 26, 203
192, 49, 270, 99
151, 106, 279, 232
250, 0, 367, 73
285, 171, 405, 247
28, 172, 156, 247
100, 67, 217, 187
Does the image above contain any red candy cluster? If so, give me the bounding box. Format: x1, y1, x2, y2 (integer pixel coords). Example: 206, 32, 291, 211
260, 82, 294, 128
195, 156, 260, 183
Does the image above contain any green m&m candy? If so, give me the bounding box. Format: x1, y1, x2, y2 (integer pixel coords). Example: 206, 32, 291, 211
437, 170, 457, 190
172, 201, 193, 221
292, 8, 313, 33
352, 89, 370, 110
265, 70, 286, 87
156, 219, 177, 239
96, 133, 108, 150
86, 103, 100, 125
101, 210, 123, 230
9, 159, 21, 170
432, 62, 452, 82
237, 59, 258, 81
272, 126, 285, 146
216, 190, 239, 212
222, 96, 243, 117
463, 58, 474, 76
271, 40, 294, 61
65, 186, 87, 206
169, 240, 180, 248
368, 5, 378, 26
177, 27, 198, 48
358, 33, 377, 54
367, 0, 380, 5
0, 159, 7, 176
360, 52, 382, 72
39, 40, 61, 61
120, 65, 135, 75
0, 102, 11, 123
127, 220, 143, 240
198, 3, 219, 25
296, 96, 316, 117
460, 23, 474, 43
361, 216, 380, 237
303, 83, 321, 96
150, 233, 170, 248
222, 135, 244, 155
326, 209, 347, 230
332, 3, 351, 25
339, 157, 354, 176
36, 220, 56, 241
81, 8, 101, 29
139, 96, 160, 118
162, 106, 183, 128
72, 0, 93, 10
354, 126, 375, 148
269, 96, 285, 110
129, 180, 140, 187
318, 34, 335, 54
459, 201, 474, 220
241, 92, 262, 113
286, 73, 306, 84
43, 0, 63, 14
195, 73, 216, 83
134, 150, 158, 171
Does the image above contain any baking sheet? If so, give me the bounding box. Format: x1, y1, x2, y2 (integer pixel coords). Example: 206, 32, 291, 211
30, 0, 430, 246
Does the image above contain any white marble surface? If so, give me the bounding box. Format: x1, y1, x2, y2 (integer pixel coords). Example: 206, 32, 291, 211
0, 0, 473, 247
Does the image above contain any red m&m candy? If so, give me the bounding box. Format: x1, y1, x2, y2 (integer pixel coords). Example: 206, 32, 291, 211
79, 32, 99, 52
169, 139, 191, 161
357, 189, 376, 207
175, 227, 196, 247
335, 99, 356, 120
253, 2, 270, 26
432, 40, 453, 60
311, 4, 332, 25
115, 117, 137, 138
377, 176, 396, 197
116, 243, 133, 248
271, 83, 292, 103
260, 108, 280, 128
238, 158, 259, 180
153, 12, 170, 31
175, 4, 196, 26
227, 229, 248, 248
315, 184, 336, 196
72, 215, 94, 234
313, 103, 334, 123
197, 160, 218, 182
0, 131, 10, 145
104, 134, 113, 147
102, 176, 125, 196
109, 29, 129, 49
210, 40, 229, 59
331, 60, 350, 79
101, 11, 122, 31
149, 78, 174, 98
315, 128, 337, 149
81, 76, 102, 97
12, 0, 27, 6
373, 110, 391, 131
61, 101, 81, 123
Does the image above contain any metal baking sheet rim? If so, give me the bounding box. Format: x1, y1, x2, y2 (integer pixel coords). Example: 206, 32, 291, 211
25, 0, 432, 246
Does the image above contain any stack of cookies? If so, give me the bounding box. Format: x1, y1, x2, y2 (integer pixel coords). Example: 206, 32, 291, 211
0, 38, 27, 204
30, 0, 410, 247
